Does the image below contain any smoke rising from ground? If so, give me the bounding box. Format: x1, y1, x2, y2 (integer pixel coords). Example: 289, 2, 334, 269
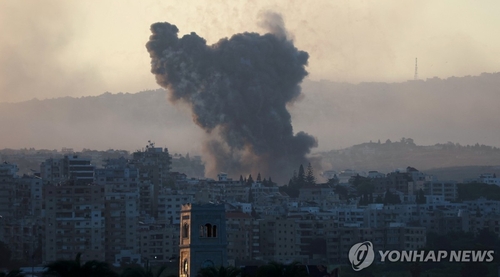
146, 12, 317, 182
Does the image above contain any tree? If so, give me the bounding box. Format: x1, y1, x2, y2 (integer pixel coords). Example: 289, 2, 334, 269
408, 262, 421, 277
256, 173, 262, 182
121, 263, 169, 277
416, 189, 426, 204
305, 163, 316, 186
327, 175, 339, 186
0, 269, 24, 277
291, 170, 298, 184
406, 138, 415, 146
296, 165, 305, 187
359, 194, 366, 206
198, 266, 241, 277
383, 189, 401, 205
0, 241, 12, 268
350, 175, 373, 196
279, 185, 299, 198
460, 262, 488, 277
261, 178, 268, 186
476, 228, 498, 249
246, 175, 254, 186
256, 261, 308, 277
333, 185, 348, 200
457, 182, 500, 201
43, 253, 118, 277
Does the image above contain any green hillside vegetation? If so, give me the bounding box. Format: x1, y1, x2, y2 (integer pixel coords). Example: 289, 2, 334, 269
317, 138, 500, 177
457, 182, 500, 201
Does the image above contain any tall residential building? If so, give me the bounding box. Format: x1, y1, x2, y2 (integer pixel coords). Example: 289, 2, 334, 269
0, 163, 43, 263
157, 190, 194, 224
95, 158, 141, 264
0, 162, 19, 221
226, 212, 259, 265
424, 180, 458, 202
132, 142, 171, 218
43, 182, 105, 263
40, 155, 95, 184
138, 220, 179, 266
325, 225, 426, 263
258, 217, 298, 264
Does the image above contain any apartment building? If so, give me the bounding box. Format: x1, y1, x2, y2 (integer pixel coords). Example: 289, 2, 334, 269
43, 182, 105, 263
95, 158, 141, 264
298, 186, 335, 202
138, 221, 179, 265
40, 155, 95, 184
258, 217, 298, 263
131, 143, 171, 217
0, 163, 19, 221
157, 190, 194, 224
424, 181, 458, 202
226, 212, 260, 265
325, 225, 426, 263
0, 163, 43, 263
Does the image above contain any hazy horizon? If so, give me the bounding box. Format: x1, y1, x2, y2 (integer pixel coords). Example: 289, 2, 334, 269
1, 1, 500, 102
0, 71, 498, 105
1, 1, 500, 166
2, 73, 500, 156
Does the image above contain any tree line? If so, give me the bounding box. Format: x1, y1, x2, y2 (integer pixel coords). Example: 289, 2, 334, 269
0, 255, 341, 277
279, 163, 316, 197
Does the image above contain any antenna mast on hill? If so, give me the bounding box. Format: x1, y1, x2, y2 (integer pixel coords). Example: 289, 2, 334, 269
414, 58, 418, 80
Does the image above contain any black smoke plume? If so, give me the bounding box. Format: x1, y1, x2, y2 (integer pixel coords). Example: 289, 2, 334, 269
146, 13, 317, 183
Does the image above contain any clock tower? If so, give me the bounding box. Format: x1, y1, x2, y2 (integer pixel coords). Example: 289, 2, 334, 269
179, 203, 227, 277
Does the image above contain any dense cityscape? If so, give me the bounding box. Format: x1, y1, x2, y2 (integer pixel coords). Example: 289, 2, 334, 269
1, 142, 500, 276
2, 1, 500, 277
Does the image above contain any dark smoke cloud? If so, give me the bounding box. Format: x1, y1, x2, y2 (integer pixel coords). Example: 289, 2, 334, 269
257, 11, 290, 41
146, 12, 317, 183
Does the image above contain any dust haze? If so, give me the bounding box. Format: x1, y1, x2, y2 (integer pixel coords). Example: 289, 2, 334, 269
1, 1, 500, 180
1, 73, 500, 162
2, 1, 500, 102
0, 1, 103, 103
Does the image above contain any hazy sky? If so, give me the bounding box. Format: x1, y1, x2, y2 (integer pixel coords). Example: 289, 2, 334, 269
1, 0, 499, 103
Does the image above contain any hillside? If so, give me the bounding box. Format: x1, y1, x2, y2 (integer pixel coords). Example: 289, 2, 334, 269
1, 72, 500, 166
0, 89, 201, 152
315, 139, 500, 180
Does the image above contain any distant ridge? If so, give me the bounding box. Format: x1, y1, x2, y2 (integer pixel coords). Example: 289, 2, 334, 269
0, 88, 197, 152
1, 72, 500, 154
315, 139, 500, 178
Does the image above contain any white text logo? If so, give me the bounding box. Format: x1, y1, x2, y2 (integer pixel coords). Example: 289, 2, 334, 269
348, 241, 375, 271
379, 250, 494, 262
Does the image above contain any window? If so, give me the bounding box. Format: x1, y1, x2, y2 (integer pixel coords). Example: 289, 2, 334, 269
182, 223, 189, 238
200, 223, 217, 238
